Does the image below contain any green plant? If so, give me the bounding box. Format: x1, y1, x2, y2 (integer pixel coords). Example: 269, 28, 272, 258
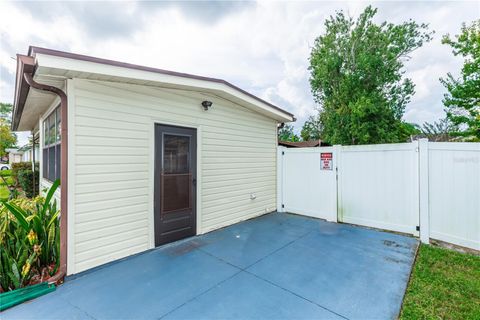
0, 106, 17, 157
0, 180, 60, 292
11, 162, 39, 198
11, 162, 32, 178
278, 124, 300, 142
309, 6, 432, 145
441, 20, 480, 141
17, 170, 39, 198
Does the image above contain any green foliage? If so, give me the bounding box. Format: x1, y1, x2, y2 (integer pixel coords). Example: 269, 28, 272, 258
398, 122, 421, 142
17, 170, 39, 199
0, 121, 17, 158
0, 170, 16, 202
440, 20, 480, 141
400, 244, 480, 319
420, 118, 459, 142
309, 6, 432, 145
0, 185, 9, 202
278, 124, 300, 142
300, 115, 322, 141
0, 170, 12, 177
11, 163, 33, 178
0, 103, 16, 157
11, 162, 39, 199
0, 180, 60, 292
0, 103, 13, 123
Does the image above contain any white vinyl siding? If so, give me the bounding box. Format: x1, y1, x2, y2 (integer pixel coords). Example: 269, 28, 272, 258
69, 79, 278, 274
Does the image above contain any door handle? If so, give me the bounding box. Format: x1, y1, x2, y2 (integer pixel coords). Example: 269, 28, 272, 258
192, 178, 197, 187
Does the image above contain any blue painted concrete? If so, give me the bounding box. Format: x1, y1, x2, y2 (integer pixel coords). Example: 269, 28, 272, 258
2, 212, 418, 319
163, 271, 344, 320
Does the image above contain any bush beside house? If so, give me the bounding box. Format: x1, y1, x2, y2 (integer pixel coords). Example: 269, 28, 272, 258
0, 180, 60, 292
11, 162, 39, 198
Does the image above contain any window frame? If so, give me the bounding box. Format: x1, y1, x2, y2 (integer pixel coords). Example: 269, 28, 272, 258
42, 105, 61, 182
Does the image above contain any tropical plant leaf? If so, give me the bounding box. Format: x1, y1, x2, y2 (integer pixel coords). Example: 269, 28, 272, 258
2, 202, 29, 231
43, 179, 60, 215
0, 182, 61, 291
47, 210, 60, 230
11, 262, 20, 285
7, 271, 20, 289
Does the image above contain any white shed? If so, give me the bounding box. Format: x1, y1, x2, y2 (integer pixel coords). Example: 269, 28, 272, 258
12, 47, 294, 276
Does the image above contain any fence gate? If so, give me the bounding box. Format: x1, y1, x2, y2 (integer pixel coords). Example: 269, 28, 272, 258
278, 147, 337, 222
337, 143, 420, 236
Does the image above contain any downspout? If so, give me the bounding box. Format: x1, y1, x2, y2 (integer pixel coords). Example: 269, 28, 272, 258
32, 132, 36, 196
23, 73, 68, 284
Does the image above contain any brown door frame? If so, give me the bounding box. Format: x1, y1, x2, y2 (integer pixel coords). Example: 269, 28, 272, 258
154, 123, 197, 246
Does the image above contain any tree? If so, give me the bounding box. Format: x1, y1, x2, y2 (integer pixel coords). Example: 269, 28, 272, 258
398, 122, 421, 142
278, 124, 299, 142
300, 115, 322, 141
440, 20, 480, 141
0, 102, 13, 123
0, 103, 17, 157
420, 118, 459, 142
309, 6, 432, 145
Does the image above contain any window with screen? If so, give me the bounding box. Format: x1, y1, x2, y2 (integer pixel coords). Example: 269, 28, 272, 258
42, 107, 61, 181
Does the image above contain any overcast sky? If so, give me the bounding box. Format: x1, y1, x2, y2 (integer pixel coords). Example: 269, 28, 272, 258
1, 1, 479, 145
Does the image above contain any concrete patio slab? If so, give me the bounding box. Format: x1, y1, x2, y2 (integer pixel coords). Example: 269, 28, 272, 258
163, 271, 344, 320
247, 221, 418, 319
2, 212, 418, 320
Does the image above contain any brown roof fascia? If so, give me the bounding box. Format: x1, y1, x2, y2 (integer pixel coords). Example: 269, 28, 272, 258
12, 54, 36, 131
278, 140, 330, 148
28, 46, 295, 120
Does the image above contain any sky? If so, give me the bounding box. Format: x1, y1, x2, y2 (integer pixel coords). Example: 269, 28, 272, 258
1, 0, 479, 146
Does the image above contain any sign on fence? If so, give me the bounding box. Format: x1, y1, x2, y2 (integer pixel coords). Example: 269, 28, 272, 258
320, 152, 333, 170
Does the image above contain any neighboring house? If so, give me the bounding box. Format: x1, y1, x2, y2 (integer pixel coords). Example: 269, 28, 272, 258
278, 140, 329, 148
19, 141, 40, 162
5, 148, 23, 165
12, 46, 294, 276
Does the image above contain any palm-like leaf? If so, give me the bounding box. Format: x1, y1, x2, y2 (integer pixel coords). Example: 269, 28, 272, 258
0, 180, 61, 291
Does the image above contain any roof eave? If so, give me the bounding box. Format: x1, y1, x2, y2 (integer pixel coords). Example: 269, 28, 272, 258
29, 46, 295, 122
12, 54, 36, 131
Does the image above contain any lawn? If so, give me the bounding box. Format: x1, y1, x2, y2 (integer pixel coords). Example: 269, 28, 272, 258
400, 243, 480, 320
0, 170, 13, 201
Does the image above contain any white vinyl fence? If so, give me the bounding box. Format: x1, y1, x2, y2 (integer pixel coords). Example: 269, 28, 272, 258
278, 147, 337, 222
277, 140, 480, 250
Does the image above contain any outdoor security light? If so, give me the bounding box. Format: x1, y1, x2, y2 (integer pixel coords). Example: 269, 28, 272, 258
202, 100, 213, 111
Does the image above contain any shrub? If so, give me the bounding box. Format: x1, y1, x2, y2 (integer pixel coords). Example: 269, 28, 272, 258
11, 162, 33, 177
0, 180, 60, 292
11, 162, 39, 198
17, 170, 39, 198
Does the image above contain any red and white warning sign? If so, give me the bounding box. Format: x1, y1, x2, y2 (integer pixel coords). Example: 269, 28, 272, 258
320, 152, 333, 170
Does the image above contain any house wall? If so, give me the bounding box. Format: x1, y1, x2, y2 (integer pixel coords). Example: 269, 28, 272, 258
21, 146, 40, 162
68, 78, 278, 274
8, 152, 23, 165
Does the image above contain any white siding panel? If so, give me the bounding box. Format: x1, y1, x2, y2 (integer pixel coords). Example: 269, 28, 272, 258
70, 79, 278, 273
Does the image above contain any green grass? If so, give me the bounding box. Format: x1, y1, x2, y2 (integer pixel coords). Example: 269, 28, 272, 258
0, 170, 13, 201
0, 169, 12, 177
400, 244, 480, 320
0, 184, 9, 201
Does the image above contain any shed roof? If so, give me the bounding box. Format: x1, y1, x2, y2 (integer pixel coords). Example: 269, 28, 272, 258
12, 46, 295, 131
278, 140, 330, 148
